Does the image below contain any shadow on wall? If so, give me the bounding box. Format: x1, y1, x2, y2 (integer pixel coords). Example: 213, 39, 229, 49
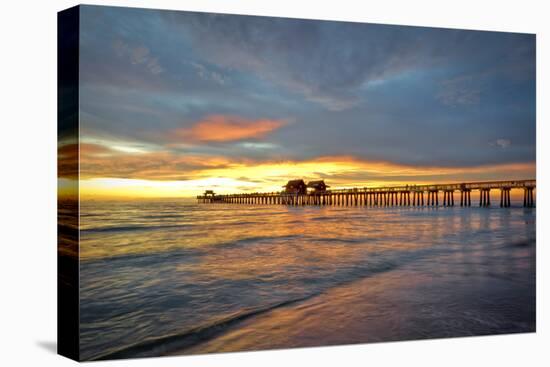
36, 340, 57, 354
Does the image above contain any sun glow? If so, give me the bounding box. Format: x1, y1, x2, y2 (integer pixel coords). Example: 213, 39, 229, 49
79, 177, 261, 199
75, 155, 536, 199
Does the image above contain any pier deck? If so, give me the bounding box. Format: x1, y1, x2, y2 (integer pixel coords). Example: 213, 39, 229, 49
197, 179, 536, 208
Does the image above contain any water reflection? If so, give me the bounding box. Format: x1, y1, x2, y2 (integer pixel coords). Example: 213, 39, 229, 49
79, 201, 535, 360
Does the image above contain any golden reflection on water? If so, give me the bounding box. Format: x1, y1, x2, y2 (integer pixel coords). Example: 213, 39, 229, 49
78, 200, 535, 360
79, 201, 536, 294
79, 201, 533, 263
183, 240, 534, 355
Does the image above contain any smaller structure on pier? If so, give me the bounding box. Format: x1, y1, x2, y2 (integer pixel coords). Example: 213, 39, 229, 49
283, 179, 307, 194
307, 180, 329, 193
198, 189, 223, 203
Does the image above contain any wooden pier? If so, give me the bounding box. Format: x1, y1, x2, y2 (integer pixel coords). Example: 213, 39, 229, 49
197, 179, 536, 208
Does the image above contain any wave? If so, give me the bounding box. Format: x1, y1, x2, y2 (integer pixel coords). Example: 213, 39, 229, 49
82, 219, 262, 234
211, 234, 300, 250
80, 247, 199, 266
505, 238, 536, 248
310, 216, 342, 222
87, 255, 407, 361
139, 214, 184, 219
85, 240, 505, 360
58, 222, 78, 232
80, 234, 300, 264
80, 212, 111, 218
82, 224, 191, 234
90, 294, 317, 361
308, 236, 365, 244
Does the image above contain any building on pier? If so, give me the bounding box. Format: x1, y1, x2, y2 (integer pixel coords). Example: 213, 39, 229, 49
283, 179, 307, 194
307, 180, 329, 193
203, 190, 215, 197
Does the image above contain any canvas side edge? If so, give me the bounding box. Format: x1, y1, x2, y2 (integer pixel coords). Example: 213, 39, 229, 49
57, 5, 80, 362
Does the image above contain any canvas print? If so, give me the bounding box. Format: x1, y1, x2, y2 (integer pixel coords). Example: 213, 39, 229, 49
58, 5, 536, 361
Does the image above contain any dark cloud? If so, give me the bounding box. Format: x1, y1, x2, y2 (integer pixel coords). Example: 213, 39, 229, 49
167, 12, 534, 111
437, 76, 481, 106
167, 14, 423, 110
78, 5, 535, 173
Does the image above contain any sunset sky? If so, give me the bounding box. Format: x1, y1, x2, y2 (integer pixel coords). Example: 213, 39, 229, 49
61, 5, 536, 199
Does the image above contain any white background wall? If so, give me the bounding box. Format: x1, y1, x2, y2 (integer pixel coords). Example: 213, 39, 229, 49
0, 0, 547, 366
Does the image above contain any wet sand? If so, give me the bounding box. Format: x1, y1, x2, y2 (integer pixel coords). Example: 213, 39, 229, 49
178, 254, 535, 355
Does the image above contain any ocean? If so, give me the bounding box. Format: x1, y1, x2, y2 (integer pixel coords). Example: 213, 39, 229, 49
78, 200, 536, 360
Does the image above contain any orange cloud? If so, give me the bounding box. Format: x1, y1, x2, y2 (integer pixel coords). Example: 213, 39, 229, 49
79, 143, 113, 155
80, 147, 242, 181
58, 143, 80, 179
73, 140, 536, 198
173, 115, 286, 142
58, 143, 118, 179
64, 139, 536, 199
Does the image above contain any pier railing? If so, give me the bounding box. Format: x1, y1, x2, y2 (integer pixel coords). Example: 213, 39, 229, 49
197, 179, 536, 208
